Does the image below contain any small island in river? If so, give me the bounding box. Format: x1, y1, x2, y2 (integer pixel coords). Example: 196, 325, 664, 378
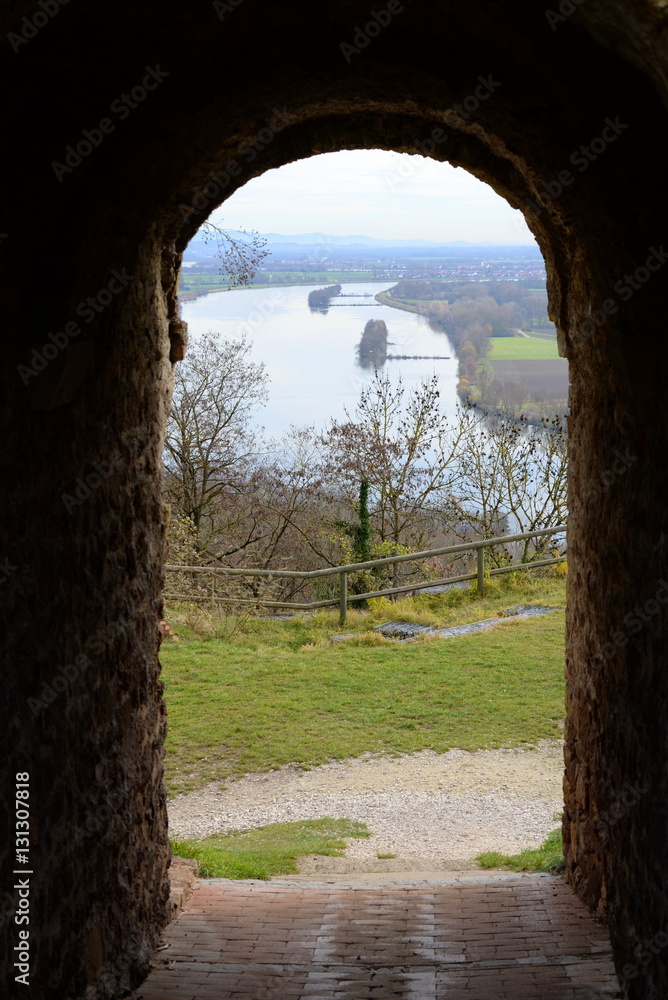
308, 283, 342, 310
357, 318, 449, 364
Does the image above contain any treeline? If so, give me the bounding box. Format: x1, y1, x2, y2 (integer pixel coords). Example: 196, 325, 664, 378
163, 335, 567, 608
390, 279, 551, 349
308, 283, 342, 309
387, 278, 556, 405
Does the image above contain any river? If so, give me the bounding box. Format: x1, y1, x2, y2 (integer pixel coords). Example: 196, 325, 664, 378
181, 281, 460, 438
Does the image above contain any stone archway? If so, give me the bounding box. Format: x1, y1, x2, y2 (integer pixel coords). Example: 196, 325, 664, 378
2, 3, 668, 997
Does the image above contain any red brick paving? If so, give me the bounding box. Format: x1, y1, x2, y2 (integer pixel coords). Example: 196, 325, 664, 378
132, 873, 622, 999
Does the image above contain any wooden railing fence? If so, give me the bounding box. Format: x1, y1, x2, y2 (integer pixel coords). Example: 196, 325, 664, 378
165, 524, 567, 625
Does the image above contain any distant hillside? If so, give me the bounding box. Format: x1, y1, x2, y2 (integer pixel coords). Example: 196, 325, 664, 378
260, 233, 464, 247
183, 231, 541, 261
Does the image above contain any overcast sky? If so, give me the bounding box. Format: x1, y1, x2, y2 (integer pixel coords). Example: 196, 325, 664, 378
208, 149, 535, 244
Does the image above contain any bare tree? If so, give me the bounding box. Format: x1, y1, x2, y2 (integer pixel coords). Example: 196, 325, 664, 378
501, 415, 568, 557
322, 372, 477, 554
200, 221, 268, 287
163, 333, 268, 555
201, 427, 349, 604
450, 413, 568, 563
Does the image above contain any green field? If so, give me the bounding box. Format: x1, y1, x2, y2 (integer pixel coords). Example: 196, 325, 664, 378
488, 336, 560, 360
161, 577, 566, 795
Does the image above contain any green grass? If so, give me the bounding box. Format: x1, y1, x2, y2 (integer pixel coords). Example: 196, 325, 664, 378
487, 337, 560, 360
376, 852, 397, 859
523, 330, 557, 341
161, 575, 566, 795
476, 824, 565, 873
171, 817, 370, 879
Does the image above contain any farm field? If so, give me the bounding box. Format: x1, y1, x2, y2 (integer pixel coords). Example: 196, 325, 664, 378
490, 359, 569, 399
488, 337, 560, 360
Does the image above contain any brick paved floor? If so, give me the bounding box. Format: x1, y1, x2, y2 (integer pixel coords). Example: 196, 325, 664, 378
133, 873, 622, 999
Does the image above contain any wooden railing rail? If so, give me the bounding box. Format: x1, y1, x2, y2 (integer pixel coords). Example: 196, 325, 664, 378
165, 524, 567, 625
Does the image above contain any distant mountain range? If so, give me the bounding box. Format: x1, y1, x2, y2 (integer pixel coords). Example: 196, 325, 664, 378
184, 231, 539, 260
259, 233, 486, 247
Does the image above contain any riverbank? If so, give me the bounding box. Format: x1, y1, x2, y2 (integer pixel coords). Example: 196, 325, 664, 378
180, 281, 461, 435
180, 276, 394, 302
375, 289, 568, 425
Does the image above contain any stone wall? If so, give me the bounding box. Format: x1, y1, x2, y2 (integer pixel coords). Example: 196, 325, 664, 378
1, 1, 668, 996
0, 225, 175, 997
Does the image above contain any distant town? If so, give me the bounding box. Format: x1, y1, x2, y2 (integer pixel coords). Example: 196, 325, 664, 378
179, 233, 547, 298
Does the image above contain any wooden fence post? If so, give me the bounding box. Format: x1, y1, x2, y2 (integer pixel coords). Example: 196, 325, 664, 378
339, 572, 348, 625
477, 547, 485, 596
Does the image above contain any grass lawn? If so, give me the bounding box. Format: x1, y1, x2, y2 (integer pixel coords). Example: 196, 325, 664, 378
171, 817, 370, 879
487, 337, 560, 360
476, 824, 564, 873
161, 576, 566, 795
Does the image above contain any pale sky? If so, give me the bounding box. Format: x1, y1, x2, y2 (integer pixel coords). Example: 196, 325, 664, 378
208, 149, 535, 244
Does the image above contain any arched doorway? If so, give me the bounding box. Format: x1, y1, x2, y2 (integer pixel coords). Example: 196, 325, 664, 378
2, 4, 668, 996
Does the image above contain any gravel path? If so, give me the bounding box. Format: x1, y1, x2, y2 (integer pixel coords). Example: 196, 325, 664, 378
168, 741, 564, 873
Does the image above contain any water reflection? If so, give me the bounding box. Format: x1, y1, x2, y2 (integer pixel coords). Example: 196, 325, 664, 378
181, 281, 460, 436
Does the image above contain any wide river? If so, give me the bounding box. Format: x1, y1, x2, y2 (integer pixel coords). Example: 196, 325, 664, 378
181, 281, 460, 438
